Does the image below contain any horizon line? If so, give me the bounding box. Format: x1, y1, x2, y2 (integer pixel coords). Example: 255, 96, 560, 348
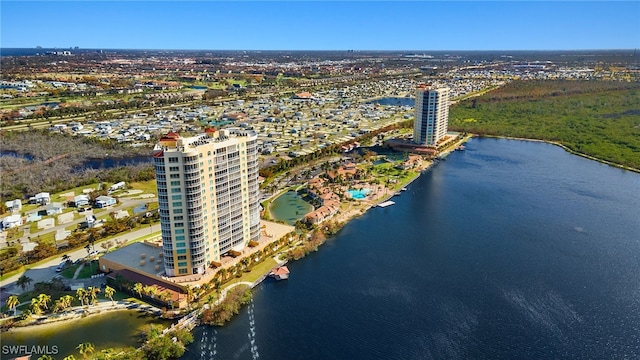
2, 47, 638, 52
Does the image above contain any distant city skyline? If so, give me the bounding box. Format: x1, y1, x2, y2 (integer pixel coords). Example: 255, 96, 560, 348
1, 1, 639, 51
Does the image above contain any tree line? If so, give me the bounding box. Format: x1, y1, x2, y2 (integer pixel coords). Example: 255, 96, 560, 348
449, 80, 640, 169
0, 130, 154, 201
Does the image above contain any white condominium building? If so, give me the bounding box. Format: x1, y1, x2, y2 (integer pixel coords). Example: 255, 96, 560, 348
153, 128, 261, 277
413, 84, 450, 146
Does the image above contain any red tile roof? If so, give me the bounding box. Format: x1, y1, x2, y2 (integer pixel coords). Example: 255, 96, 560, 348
271, 266, 290, 276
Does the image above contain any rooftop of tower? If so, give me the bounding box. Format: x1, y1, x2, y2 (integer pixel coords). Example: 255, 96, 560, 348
152, 127, 257, 156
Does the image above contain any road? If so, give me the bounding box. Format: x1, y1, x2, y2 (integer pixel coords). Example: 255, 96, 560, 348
0, 223, 162, 302
11, 196, 155, 247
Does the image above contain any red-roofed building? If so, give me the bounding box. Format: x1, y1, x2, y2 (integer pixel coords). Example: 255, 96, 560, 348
269, 266, 290, 280
293, 92, 313, 100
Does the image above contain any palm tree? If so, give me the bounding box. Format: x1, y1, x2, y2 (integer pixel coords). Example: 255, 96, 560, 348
53, 298, 66, 313
143, 285, 157, 299
184, 285, 194, 308
38, 355, 54, 360
62, 294, 75, 309
63, 356, 77, 360
218, 268, 228, 282
30, 297, 42, 315
76, 342, 95, 359
17, 275, 32, 291
213, 279, 222, 296
99, 348, 117, 359
104, 285, 116, 304
37, 293, 52, 312
133, 283, 144, 298
158, 290, 171, 304
7, 295, 19, 316
200, 282, 211, 295
87, 287, 100, 305
76, 288, 88, 306
241, 257, 250, 271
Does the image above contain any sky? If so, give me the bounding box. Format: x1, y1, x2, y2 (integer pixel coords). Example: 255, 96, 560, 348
1, 1, 639, 51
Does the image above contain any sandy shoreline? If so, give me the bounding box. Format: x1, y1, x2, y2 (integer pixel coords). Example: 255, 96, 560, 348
2, 300, 162, 332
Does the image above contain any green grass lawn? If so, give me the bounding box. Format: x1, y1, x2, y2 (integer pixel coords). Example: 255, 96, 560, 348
196, 257, 279, 307
95, 213, 110, 222
60, 264, 80, 279
128, 180, 158, 196
77, 261, 100, 279
59, 260, 99, 279
225, 257, 278, 286
52, 182, 101, 198
6, 229, 25, 241
32, 231, 56, 245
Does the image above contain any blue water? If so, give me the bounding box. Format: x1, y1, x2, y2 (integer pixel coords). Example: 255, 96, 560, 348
348, 188, 371, 199
368, 97, 415, 107
183, 138, 640, 359
0, 150, 35, 160
79, 156, 152, 170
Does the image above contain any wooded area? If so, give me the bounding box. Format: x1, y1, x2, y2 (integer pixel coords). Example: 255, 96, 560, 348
449, 80, 640, 169
0, 130, 154, 200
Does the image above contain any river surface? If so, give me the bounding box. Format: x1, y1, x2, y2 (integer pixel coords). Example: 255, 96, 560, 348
0, 150, 152, 170
183, 137, 640, 360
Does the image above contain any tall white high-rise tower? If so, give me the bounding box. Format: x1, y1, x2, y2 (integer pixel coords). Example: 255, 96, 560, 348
413, 84, 450, 146
152, 128, 261, 277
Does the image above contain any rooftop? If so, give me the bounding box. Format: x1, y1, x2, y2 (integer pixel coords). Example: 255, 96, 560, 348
101, 241, 165, 278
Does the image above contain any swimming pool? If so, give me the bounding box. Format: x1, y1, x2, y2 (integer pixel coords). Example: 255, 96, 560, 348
347, 188, 371, 199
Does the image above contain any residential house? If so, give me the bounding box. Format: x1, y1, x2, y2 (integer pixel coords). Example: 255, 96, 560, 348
1, 214, 22, 229
26, 212, 42, 223
45, 202, 64, 216
95, 196, 116, 208
108, 181, 126, 193
74, 194, 90, 207
4, 199, 22, 213
396, 155, 423, 170
327, 162, 358, 181
304, 177, 341, 225
29, 192, 51, 205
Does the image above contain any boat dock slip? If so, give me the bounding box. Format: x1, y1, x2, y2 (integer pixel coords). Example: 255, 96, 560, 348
378, 201, 395, 208
269, 266, 290, 280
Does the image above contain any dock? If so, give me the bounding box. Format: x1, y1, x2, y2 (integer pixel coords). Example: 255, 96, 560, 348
269, 265, 290, 280
377, 200, 395, 208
